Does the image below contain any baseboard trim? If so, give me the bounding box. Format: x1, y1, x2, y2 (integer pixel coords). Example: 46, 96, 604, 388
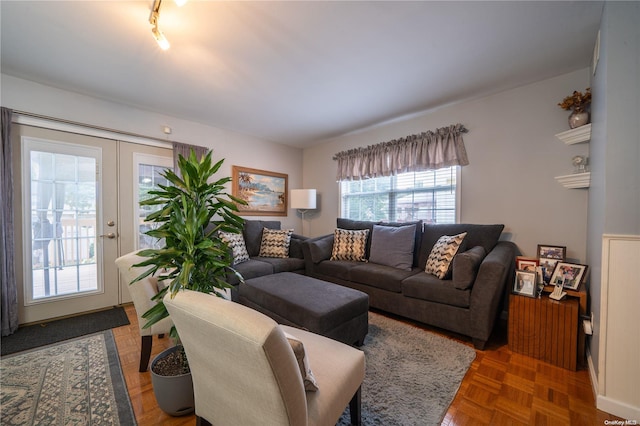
586, 346, 598, 401
589, 347, 640, 420
597, 395, 640, 421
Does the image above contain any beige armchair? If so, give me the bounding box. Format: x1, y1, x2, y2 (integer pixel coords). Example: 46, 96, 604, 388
164, 289, 365, 426
115, 251, 173, 372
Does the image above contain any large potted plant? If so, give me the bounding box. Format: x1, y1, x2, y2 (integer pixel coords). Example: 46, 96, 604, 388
132, 148, 245, 416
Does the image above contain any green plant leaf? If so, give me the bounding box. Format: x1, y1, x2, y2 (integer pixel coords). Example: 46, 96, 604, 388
130, 148, 244, 343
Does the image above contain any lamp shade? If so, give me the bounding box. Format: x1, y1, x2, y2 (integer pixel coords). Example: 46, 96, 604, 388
290, 189, 316, 209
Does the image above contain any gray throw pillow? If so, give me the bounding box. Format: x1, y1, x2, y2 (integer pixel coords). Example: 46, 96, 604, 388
452, 246, 487, 289
369, 225, 416, 271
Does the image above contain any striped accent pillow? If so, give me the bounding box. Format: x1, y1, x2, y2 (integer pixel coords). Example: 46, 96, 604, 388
258, 228, 293, 258
330, 228, 369, 262
219, 231, 250, 265
424, 232, 467, 279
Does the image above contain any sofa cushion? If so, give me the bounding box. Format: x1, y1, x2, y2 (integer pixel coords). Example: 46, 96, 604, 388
331, 228, 369, 262
283, 331, 319, 392
259, 228, 293, 258
336, 218, 381, 258
368, 224, 415, 271
288, 235, 306, 259
243, 220, 281, 256
219, 231, 250, 265
425, 233, 467, 279
402, 273, 471, 308
452, 246, 486, 290
419, 224, 504, 268
350, 263, 419, 293
314, 260, 360, 281
308, 235, 335, 264
226, 259, 274, 285
252, 256, 305, 273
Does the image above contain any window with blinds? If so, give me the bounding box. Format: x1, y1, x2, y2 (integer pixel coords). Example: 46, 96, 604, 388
340, 166, 459, 224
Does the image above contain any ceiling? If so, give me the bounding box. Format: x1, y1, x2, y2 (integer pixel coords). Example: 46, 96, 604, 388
1, 1, 603, 148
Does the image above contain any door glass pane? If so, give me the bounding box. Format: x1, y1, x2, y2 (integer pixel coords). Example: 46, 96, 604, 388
29, 149, 98, 299
137, 162, 170, 249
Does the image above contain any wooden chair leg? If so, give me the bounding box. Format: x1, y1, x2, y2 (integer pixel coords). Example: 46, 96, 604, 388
140, 335, 153, 372
349, 386, 362, 426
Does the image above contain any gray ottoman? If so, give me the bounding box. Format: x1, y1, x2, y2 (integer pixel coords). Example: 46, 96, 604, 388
237, 272, 369, 346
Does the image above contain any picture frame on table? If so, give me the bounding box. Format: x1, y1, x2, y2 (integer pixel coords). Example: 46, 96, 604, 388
538, 258, 560, 284
232, 166, 288, 216
513, 269, 538, 298
537, 244, 566, 260
516, 256, 539, 272
549, 262, 588, 291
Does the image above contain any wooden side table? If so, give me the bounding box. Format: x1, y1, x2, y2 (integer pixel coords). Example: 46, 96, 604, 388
508, 286, 587, 371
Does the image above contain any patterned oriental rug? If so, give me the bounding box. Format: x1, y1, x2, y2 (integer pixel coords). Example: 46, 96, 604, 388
0, 330, 136, 425
338, 312, 477, 426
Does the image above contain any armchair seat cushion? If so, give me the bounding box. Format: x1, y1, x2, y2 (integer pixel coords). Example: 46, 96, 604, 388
402, 273, 471, 308
282, 325, 365, 426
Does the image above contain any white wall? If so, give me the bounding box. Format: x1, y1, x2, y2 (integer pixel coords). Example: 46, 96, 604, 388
588, 1, 640, 419
303, 69, 592, 263
1, 74, 305, 232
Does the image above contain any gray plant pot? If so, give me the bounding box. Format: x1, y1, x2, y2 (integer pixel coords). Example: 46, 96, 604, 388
150, 346, 195, 416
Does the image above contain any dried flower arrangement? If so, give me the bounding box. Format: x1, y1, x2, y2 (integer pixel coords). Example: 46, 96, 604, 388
558, 88, 592, 113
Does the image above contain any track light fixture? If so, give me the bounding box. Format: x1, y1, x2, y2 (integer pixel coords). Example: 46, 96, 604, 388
149, 0, 188, 50
149, 0, 169, 50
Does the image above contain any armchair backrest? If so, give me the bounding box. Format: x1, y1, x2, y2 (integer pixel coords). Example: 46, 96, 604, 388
115, 251, 173, 336
164, 290, 307, 426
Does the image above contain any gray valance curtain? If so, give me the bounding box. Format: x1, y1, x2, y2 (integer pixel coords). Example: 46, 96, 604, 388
1, 107, 19, 336
172, 142, 209, 175
333, 123, 469, 181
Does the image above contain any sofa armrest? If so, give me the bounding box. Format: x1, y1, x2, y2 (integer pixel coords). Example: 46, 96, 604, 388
469, 241, 517, 344
301, 234, 335, 273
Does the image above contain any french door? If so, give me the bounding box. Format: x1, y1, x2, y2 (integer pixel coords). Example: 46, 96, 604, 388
13, 124, 172, 323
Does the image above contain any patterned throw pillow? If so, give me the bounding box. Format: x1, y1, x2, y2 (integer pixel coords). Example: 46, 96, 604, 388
424, 232, 467, 279
258, 228, 293, 258
330, 228, 369, 262
284, 331, 319, 392
219, 231, 250, 265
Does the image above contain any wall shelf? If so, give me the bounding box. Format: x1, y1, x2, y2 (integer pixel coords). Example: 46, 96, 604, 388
555, 172, 591, 189
555, 124, 591, 145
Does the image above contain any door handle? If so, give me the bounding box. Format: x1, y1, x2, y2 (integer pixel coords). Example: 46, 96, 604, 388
99, 233, 117, 239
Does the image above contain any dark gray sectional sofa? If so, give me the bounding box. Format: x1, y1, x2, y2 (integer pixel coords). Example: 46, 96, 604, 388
226, 220, 306, 285
301, 219, 517, 349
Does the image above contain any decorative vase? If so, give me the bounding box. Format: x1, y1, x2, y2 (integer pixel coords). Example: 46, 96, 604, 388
568, 111, 589, 129
150, 346, 195, 416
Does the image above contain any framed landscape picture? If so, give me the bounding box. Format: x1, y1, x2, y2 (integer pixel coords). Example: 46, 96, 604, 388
513, 270, 538, 298
232, 166, 288, 216
550, 262, 588, 291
